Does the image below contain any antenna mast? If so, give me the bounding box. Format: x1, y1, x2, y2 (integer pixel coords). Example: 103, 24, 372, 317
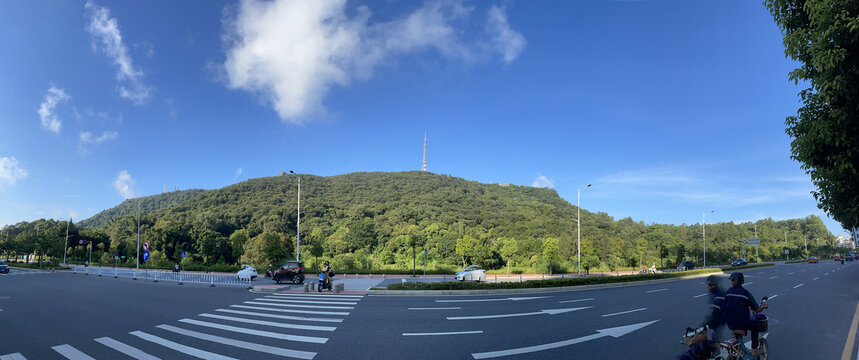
422, 132, 427, 171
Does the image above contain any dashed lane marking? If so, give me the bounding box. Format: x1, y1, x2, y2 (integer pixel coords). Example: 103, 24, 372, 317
788, 272, 794, 275
403, 331, 483, 336
646, 288, 668, 293
794, 283, 805, 289
408, 307, 461, 310
558, 298, 594, 304
813, 277, 820, 280
693, 293, 709, 298
94, 337, 161, 360
601, 308, 646, 317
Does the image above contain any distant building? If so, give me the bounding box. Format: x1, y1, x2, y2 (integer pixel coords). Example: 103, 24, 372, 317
836, 235, 855, 248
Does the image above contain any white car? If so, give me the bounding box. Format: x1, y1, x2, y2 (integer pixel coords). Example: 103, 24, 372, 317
237, 265, 258, 281
455, 265, 486, 282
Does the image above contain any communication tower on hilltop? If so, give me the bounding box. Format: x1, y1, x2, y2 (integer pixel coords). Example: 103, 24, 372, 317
422, 132, 427, 171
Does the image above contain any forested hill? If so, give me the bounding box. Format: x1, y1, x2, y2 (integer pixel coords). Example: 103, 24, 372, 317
2, 171, 839, 273
78, 189, 205, 228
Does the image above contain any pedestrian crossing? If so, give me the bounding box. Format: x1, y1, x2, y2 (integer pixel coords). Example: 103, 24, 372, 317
1, 292, 365, 360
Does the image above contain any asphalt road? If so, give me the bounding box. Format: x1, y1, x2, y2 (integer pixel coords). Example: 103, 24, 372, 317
1, 261, 857, 359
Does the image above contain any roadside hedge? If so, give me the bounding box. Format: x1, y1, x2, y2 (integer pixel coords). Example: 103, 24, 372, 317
385, 263, 775, 290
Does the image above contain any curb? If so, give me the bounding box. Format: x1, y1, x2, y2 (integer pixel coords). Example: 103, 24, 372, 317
367, 271, 726, 296
250, 285, 291, 293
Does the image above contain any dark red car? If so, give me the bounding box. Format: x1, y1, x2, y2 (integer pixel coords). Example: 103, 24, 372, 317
272, 261, 305, 284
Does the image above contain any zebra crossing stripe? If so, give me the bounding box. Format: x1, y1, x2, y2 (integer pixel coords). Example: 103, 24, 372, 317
178, 318, 328, 344
0, 353, 27, 360
199, 313, 337, 331
157, 324, 317, 359
130, 331, 237, 360
215, 308, 343, 323
244, 301, 354, 310
95, 337, 161, 360
51, 345, 95, 360
230, 304, 350, 316
258, 297, 358, 305
270, 293, 363, 300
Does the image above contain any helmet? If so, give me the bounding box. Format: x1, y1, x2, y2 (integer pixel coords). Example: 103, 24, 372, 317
324, 261, 329, 265
729, 272, 744, 284
706, 275, 720, 286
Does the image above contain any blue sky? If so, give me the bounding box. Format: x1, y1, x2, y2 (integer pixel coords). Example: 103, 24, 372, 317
0, 1, 846, 237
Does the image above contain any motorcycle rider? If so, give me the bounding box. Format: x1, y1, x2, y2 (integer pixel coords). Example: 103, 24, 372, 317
320, 260, 332, 288
724, 272, 767, 358
678, 275, 727, 359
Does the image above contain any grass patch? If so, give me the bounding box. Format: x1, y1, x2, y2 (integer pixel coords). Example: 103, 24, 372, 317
385, 263, 774, 290
4, 261, 66, 270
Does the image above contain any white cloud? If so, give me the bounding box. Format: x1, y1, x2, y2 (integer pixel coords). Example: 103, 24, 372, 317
234, 167, 243, 180
0, 157, 28, 188
37, 87, 70, 133
532, 175, 554, 188
85, 1, 151, 104
486, 4, 526, 64
221, 0, 525, 123
112, 170, 136, 199
80, 131, 118, 144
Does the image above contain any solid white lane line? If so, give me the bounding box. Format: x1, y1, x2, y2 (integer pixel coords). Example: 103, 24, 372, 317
601, 308, 647, 317
558, 298, 595, 303
813, 277, 820, 280
271, 293, 363, 299
448, 307, 592, 320
646, 288, 668, 293
788, 272, 794, 275
0, 353, 27, 360
200, 313, 336, 331
51, 345, 95, 360
745, 282, 755, 286
178, 318, 328, 344
403, 331, 483, 336
244, 301, 353, 310
259, 297, 358, 305
95, 337, 161, 360
436, 296, 549, 303
409, 307, 461, 310
769, 276, 778, 279
215, 309, 343, 323
769, 295, 779, 300
130, 331, 237, 360
693, 293, 709, 298
157, 324, 317, 359
230, 304, 350, 316
794, 283, 805, 289
825, 273, 830, 276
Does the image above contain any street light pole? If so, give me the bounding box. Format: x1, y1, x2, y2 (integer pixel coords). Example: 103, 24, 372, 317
137, 202, 141, 270
577, 184, 591, 277
703, 211, 713, 268
784, 231, 788, 262
290, 170, 300, 262
63, 218, 70, 265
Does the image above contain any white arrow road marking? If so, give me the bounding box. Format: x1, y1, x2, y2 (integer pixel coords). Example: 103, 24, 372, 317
447, 307, 591, 320
436, 296, 549, 303
471, 320, 660, 359
403, 331, 483, 336
793, 283, 804, 289
602, 308, 647, 317
409, 307, 461, 310
693, 293, 709, 298
558, 298, 594, 303
646, 288, 668, 293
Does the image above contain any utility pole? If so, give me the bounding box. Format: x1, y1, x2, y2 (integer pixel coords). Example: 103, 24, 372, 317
137, 202, 141, 270
577, 184, 591, 276
63, 218, 70, 265
289, 170, 301, 261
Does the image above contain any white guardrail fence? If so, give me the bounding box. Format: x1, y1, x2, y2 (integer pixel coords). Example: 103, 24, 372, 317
71, 265, 252, 288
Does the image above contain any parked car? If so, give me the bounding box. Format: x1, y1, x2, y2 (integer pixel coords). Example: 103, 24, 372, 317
236, 265, 258, 281
0, 261, 8, 274
677, 260, 695, 271
272, 261, 305, 284
455, 265, 487, 282
847, 255, 855, 262
835, 255, 841, 261
808, 256, 818, 263
731, 258, 748, 267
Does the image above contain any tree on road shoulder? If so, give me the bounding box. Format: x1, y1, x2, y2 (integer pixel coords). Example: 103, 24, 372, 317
636, 238, 648, 269
500, 237, 518, 275
612, 238, 624, 273
542, 237, 560, 275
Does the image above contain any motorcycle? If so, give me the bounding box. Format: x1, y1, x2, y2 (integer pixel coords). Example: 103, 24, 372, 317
679, 297, 770, 360
318, 271, 335, 292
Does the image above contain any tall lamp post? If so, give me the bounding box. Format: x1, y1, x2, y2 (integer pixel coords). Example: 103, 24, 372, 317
703, 210, 713, 268
577, 184, 591, 277
289, 170, 301, 261
63, 218, 70, 265
136, 202, 141, 270
784, 231, 788, 261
